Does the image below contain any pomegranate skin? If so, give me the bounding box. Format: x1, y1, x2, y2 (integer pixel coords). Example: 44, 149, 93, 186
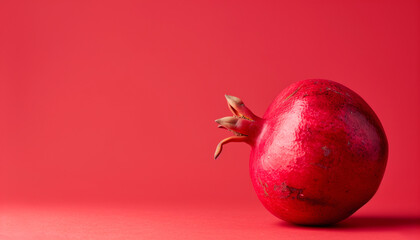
250, 79, 388, 225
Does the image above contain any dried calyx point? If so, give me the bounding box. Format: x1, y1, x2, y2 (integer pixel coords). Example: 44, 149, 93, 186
214, 95, 261, 160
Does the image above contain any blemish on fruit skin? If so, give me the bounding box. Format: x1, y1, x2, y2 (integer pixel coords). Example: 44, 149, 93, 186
258, 177, 263, 186
263, 188, 269, 196
284, 87, 301, 101
325, 87, 343, 95
274, 182, 305, 200
272, 182, 327, 206
322, 146, 331, 157
314, 163, 328, 169
258, 177, 269, 197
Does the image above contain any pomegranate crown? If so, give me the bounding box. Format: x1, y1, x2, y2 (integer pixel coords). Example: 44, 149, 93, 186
214, 95, 262, 160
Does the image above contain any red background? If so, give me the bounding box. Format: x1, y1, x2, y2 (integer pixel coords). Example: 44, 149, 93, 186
1, 0, 419, 239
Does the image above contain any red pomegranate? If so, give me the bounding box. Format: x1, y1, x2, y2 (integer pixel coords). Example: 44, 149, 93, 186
214, 79, 388, 225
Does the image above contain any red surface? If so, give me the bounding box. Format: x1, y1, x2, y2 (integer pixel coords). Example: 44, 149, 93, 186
1, 203, 419, 240
1, 0, 419, 239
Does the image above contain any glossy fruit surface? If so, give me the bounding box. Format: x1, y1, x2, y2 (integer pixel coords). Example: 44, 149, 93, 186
215, 79, 388, 225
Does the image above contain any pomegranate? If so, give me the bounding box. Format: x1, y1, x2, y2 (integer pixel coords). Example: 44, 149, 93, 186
214, 79, 388, 225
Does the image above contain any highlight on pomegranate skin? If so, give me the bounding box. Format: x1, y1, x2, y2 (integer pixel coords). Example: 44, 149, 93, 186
214, 79, 388, 226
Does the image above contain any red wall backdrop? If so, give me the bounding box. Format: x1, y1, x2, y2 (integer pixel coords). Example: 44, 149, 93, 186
1, 0, 419, 216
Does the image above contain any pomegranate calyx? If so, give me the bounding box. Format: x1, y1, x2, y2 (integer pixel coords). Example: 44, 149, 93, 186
215, 117, 251, 136
214, 95, 262, 160
214, 136, 248, 160
225, 94, 260, 121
